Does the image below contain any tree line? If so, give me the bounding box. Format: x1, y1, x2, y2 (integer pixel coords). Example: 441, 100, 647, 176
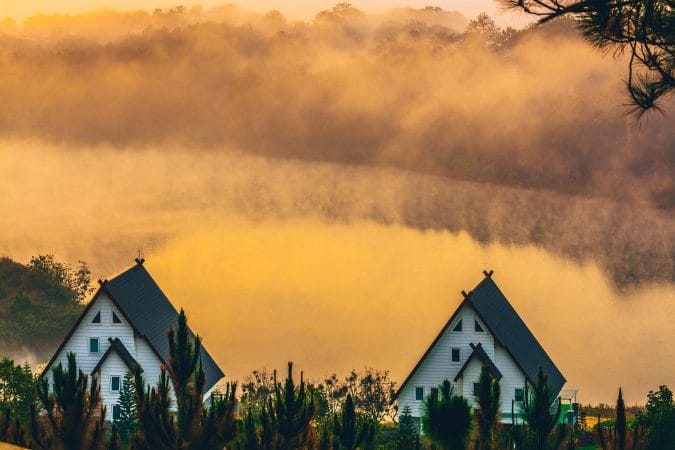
0, 310, 674, 449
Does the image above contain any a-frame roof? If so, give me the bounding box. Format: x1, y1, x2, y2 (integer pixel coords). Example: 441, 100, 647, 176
395, 272, 565, 399
92, 337, 142, 375
453, 343, 502, 382
43, 260, 225, 394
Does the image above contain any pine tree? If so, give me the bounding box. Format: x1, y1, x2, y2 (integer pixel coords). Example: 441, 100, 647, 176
260, 362, 316, 450
241, 409, 260, 450
397, 405, 419, 450
333, 394, 375, 450
475, 366, 501, 450
421, 379, 472, 450
616, 388, 626, 450
31, 352, 107, 450
116, 371, 137, 445
130, 309, 238, 450
521, 367, 561, 450
108, 424, 121, 450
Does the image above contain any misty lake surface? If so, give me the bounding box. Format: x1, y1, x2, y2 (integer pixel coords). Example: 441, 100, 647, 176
1, 144, 673, 404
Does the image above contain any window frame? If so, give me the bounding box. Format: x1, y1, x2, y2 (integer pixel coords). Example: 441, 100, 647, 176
112, 311, 123, 325
430, 387, 439, 400
452, 319, 463, 332
473, 382, 480, 397
515, 387, 525, 402
451, 347, 461, 363
91, 311, 101, 325
414, 386, 424, 401
110, 375, 121, 392
474, 319, 484, 332
112, 404, 121, 421
89, 337, 100, 353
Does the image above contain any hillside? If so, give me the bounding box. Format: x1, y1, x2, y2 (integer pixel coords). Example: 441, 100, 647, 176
0, 257, 84, 359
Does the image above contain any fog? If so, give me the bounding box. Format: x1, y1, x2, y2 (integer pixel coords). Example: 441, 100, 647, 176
0, 4, 673, 404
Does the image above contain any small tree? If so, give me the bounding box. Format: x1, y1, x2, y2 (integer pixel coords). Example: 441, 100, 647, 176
31, 352, 107, 450
475, 366, 501, 450
397, 405, 419, 450
520, 367, 561, 450
333, 394, 375, 450
116, 371, 137, 445
616, 388, 626, 450
422, 379, 472, 450
260, 362, 316, 449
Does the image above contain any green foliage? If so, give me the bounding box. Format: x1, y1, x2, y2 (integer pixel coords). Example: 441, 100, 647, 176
639, 385, 675, 450
475, 365, 501, 450
260, 362, 316, 449
10, 291, 31, 315
27, 254, 94, 303
421, 379, 472, 450
241, 409, 261, 450
616, 388, 626, 450
131, 309, 238, 450
520, 367, 561, 450
241, 369, 275, 417
397, 405, 419, 450
116, 371, 137, 445
0, 357, 36, 423
332, 394, 375, 450
31, 352, 107, 450
502, 0, 674, 115
0, 257, 85, 356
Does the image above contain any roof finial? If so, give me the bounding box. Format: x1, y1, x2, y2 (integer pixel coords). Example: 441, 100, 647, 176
461, 290, 471, 298
483, 269, 494, 278
135, 257, 145, 265
97, 279, 108, 286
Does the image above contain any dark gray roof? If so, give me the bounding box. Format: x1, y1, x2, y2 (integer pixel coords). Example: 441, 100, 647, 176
395, 273, 565, 399
453, 343, 502, 382
104, 262, 225, 394
466, 276, 565, 395
92, 337, 142, 375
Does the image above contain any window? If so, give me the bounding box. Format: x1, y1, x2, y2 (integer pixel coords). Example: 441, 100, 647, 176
473, 383, 480, 397
112, 404, 121, 421
515, 388, 524, 402
452, 319, 463, 332
430, 387, 439, 400
474, 319, 484, 332
112, 311, 122, 324
415, 386, 424, 401
110, 376, 121, 392
92, 312, 101, 323
89, 338, 99, 353
451, 348, 461, 362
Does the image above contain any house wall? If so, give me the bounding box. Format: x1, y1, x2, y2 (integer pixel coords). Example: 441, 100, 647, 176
45, 294, 135, 376
494, 343, 527, 421
397, 304, 495, 418
44, 292, 164, 419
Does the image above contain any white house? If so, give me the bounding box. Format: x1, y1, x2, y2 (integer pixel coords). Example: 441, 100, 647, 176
41, 258, 224, 421
394, 271, 565, 422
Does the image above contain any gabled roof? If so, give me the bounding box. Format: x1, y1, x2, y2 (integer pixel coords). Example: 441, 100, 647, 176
394, 272, 565, 399
92, 337, 142, 375
453, 343, 502, 382
43, 260, 225, 394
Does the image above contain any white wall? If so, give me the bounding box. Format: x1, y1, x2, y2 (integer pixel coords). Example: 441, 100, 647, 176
494, 343, 527, 422
397, 304, 494, 417
44, 292, 164, 420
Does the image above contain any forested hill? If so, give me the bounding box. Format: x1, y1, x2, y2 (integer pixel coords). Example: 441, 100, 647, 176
0, 256, 89, 359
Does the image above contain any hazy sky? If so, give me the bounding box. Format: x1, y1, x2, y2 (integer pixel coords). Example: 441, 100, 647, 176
0, 0, 533, 27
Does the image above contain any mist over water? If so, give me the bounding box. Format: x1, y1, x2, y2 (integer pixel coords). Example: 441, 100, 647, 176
0, 4, 673, 405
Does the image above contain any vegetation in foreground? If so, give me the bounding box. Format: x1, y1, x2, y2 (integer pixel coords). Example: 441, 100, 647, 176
0, 306, 674, 449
